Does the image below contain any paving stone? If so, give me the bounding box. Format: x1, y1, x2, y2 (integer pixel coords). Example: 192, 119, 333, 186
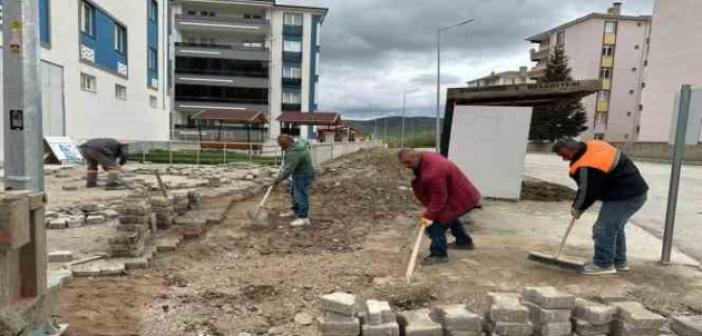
66, 216, 85, 228
572, 298, 617, 325
431, 305, 482, 332
102, 209, 120, 219
487, 321, 534, 336
320, 292, 358, 316
362, 322, 400, 336
611, 319, 659, 336
62, 186, 78, 191
537, 322, 572, 336
47, 269, 73, 288
524, 301, 571, 324
671, 316, 702, 336
125, 258, 150, 270
397, 309, 443, 336
100, 265, 126, 276
572, 317, 610, 336
523, 287, 576, 309
316, 313, 360, 336
86, 215, 106, 225
72, 267, 101, 277
489, 295, 530, 324
48, 250, 74, 263
365, 300, 395, 326
612, 302, 666, 330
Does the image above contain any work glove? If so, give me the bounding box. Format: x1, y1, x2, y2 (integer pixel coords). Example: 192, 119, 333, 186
571, 208, 583, 219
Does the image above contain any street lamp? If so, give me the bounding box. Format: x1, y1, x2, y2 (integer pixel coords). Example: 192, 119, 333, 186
402, 88, 420, 148
436, 18, 474, 153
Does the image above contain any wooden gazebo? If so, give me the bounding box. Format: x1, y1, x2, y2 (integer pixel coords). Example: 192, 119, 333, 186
191, 109, 268, 150
276, 112, 342, 138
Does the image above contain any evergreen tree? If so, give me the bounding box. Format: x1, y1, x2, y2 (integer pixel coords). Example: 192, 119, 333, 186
529, 45, 589, 142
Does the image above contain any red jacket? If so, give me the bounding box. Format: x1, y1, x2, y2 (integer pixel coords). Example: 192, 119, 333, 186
411, 152, 481, 224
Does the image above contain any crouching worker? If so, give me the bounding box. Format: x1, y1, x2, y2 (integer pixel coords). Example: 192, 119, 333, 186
78, 138, 129, 189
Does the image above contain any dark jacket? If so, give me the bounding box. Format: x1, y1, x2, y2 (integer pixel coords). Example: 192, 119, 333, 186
79, 138, 129, 166
411, 152, 482, 224
570, 144, 648, 212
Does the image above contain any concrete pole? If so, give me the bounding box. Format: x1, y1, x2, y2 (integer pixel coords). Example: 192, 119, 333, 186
661, 85, 692, 264
3, 0, 44, 192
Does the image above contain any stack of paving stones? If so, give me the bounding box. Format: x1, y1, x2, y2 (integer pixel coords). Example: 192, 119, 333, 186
571, 298, 617, 336
671, 315, 702, 336
173, 192, 190, 215
151, 196, 175, 229
45, 203, 119, 229
187, 190, 202, 210
611, 301, 666, 336
431, 305, 482, 336
486, 292, 533, 336
522, 287, 575, 336
397, 309, 442, 336
362, 300, 399, 336
109, 198, 153, 258
317, 292, 361, 336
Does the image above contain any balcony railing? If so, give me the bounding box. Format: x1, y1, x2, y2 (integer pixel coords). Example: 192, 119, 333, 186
282, 77, 302, 87
283, 24, 303, 36
530, 47, 549, 61
175, 68, 269, 78
177, 96, 269, 105
177, 14, 269, 27
283, 51, 302, 62
176, 42, 268, 52
282, 103, 302, 111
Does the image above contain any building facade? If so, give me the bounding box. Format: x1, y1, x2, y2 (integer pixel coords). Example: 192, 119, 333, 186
639, 0, 702, 143
1, 0, 172, 143
527, 2, 651, 141
466, 67, 531, 88
169, 0, 327, 141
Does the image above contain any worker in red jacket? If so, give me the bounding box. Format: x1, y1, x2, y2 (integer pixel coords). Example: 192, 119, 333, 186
398, 149, 482, 265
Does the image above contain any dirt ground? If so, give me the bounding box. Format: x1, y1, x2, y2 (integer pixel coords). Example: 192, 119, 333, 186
520, 178, 576, 202
58, 149, 702, 336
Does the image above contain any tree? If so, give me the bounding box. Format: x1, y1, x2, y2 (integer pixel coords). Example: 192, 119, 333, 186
529, 45, 589, 142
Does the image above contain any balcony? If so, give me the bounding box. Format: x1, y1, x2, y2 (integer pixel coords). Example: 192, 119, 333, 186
175, 42, 269, 61
601, 79, 611, 90
603, 32, 617, 45
283, 51, 302, 63
282, 77, 302, 87
175, 74, 269, 89
176, 14, 269, 34
528, 66, 546, 79
530, 47, 549, 61
601, 55, 614, 67
282, 103, 302, 111
596, 99, 609, 112
283, 24, 303, 36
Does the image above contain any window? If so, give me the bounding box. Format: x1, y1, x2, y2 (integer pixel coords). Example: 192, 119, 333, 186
39, 0, 50, 45
81, 73, 97, 92
149, 0, 158, 22
602, 45, 615, 56
316, 22, 321, 46
148, 47, 158, 71
282, 90, 301, 104
243, 41, 263, 48
187, 10, 196, 15
629, 89, 635, 95
283, 40, 302, 53
634, 44, 640, 50
283, 65, 302, 79
604, 21, 617, 34
284, 13, 303, 26
597, 90, 610, 101
632, 67, 637, 72
599, 68, 611, 79
80, 1, 96, 37
556, 31, 565, 46
595, 112, 607, 125
115, 84, 127, 100
114, 24, 127, 54
150, 95, 158, 108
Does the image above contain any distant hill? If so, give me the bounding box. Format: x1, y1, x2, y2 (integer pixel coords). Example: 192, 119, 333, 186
346, 116, 441, 139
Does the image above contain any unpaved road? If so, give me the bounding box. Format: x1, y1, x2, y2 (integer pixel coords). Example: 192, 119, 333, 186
59, 149, 702, 336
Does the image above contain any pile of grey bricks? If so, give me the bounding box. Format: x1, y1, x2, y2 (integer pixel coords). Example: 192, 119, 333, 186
108, 197, 154, 258
611, 301, 666, 336
572, 298, 617, 336
151, 196, 175, 229
173, 192, 190, 215
45, 203, 119, 229
431, 304, 483, 336
486, 292, 533, 336
522, 287, 576, 336
362, 300, 400, 336
318, 292, 362, 336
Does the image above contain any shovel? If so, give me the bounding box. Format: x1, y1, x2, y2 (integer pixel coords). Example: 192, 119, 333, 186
528, 216, 585, 270
247, 183, 275, 225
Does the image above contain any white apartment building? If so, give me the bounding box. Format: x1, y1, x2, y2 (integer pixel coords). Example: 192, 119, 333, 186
466, 67, 531, 88
1, 0, 172, 143
639, 0, 702, 143
527, 2, 651, 141
169, 0, 327, 141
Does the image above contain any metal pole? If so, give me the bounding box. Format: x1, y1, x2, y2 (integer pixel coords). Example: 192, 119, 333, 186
435, 28, 441, 153
401, 92, 407, 148
3, 0, 44, 192
661, 84, 692, 264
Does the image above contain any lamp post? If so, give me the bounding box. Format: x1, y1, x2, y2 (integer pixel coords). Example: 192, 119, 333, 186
402, 89, 419, 148
436, 18, 474, 153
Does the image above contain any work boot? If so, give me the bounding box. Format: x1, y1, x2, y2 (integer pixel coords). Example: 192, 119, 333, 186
105, 171, 128, 190
420, 255, 449, 266
448, 242, 476, 250
279, 210, 295, 218
290, 218, 311, 227
615, 263, 630, 272
579, 263, 617, 276
86, 172, 98, 188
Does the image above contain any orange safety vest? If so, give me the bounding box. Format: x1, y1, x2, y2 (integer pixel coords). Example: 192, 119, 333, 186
569, 140, 621, 175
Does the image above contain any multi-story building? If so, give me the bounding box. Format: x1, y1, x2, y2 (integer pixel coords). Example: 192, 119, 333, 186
526, 2, 651, 141
466, 67, 531, 88
169, 0, 327, 141
0, 0, 172, 143
639, 0, 702, 142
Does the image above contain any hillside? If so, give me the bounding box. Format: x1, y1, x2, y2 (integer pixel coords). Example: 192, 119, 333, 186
346, 116, 440, 138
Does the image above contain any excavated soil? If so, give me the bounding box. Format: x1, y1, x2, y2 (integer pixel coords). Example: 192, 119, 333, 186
521, 178, 576, 202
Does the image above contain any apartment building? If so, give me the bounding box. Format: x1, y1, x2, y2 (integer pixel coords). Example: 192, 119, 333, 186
639, 0, 702, 142
0, 0, 172, 143
466, 67, 531, 88
526, 2, 651, 141
169, 0, 327, 141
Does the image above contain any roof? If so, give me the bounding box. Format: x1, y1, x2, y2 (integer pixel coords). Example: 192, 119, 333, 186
275, 3, 329, 21
526, 13, 651, 42
447, 80, 601, 107
277, 112, 342, 125
468, 70, 529, 83
192, 109, 268, 124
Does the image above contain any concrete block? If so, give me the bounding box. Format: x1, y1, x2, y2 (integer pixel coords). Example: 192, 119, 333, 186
72, 267, 101, 277
488, 292, 522, 307
86, 215, 106, 225
320, 292, 358, 316
537, 322, 572, 336
490, 301, 530, 324
102, 209, 120, 219
612, 301, 666, 330
671, 316, 702, 336
47, 270, 73, 288
431, 305, 482, 332
47, 218, 68, 229
572, 318, 610, 336
524, 301, 571, 324
100, 265, 126, 276
48, 251, 74, 263
366, 300, 396, 326
523, 287, 576, 309
573, 299, 617, 325
66, 216, 85, 228
397, 309, 443, 336
0, 192, 31, 249
119, 215, 151, 225
125, 258, 150, 270
317, 313, 360, 336
610, 319, 658, 336
487, 321, 534, 336
61, 186, 78, 191
362, 322, 400, 336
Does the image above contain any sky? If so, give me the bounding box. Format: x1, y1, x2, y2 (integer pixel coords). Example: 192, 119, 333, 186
278, 0, 655, 120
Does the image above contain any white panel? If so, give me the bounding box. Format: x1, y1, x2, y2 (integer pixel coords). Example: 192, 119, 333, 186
40, 61, 66, 137
669, 86, 702, 145
447, 105, 533, 200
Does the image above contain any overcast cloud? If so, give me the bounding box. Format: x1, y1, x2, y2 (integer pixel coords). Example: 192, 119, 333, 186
278, 0, 654, 119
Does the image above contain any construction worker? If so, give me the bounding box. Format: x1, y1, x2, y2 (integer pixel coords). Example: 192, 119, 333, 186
78, 138, 129, 189
398, 149, 482, 265
273, 134, 315, 227
553, 139, 648, 275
